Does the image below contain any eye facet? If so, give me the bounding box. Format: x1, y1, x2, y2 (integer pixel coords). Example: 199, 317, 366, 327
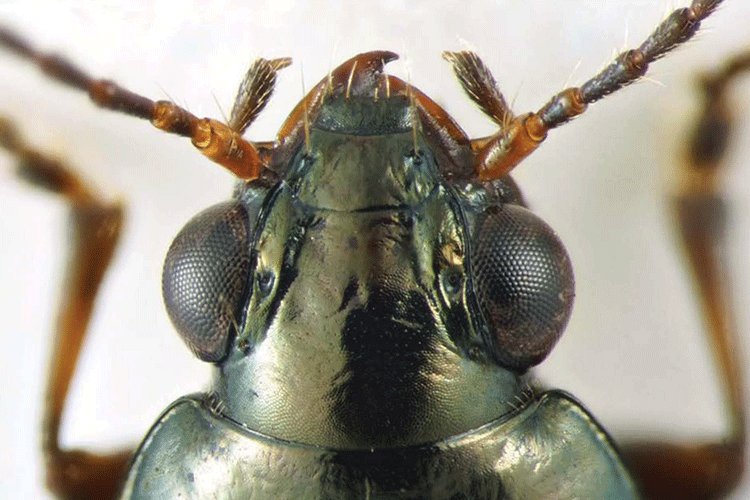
469, 204, 574, 371
162, 201, 252, 362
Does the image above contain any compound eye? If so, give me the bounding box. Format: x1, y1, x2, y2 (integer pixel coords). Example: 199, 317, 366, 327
162, 201, 251, 362
470, 204, 574, 371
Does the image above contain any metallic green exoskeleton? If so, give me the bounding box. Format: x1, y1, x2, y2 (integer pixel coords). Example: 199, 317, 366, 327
122, 52, 639, 499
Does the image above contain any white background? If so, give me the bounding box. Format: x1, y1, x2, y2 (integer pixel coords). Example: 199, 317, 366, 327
1, 0, 749, 498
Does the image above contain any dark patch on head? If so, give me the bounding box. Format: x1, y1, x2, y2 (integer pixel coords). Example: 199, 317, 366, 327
327, 286, 437, 445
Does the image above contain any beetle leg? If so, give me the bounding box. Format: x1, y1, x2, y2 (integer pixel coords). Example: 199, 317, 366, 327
469, 0, 724, 181
0, 118, 129, 500
620, 51, 750, 500
0, 27, 275, 180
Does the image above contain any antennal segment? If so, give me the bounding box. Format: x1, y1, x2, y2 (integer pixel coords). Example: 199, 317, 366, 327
466, 0, 724, 180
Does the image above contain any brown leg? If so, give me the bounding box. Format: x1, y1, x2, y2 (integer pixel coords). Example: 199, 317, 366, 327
621, 52, 750, 500
1, 118, 130, 500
